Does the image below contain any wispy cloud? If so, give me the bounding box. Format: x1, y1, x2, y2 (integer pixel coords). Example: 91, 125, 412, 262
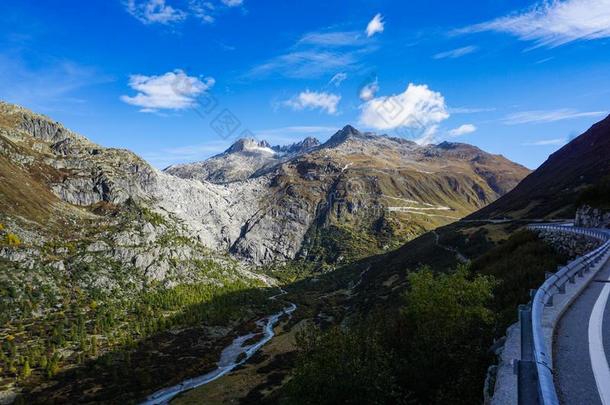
125, 0, 186, 25
189, 0, 215, 23
503, 108, 605, 124
125, 0, 244, 25
298, 31, 363, 47
143, 140, 230, 168
329, 72, 348, 87
0, 54, 111, 112
366, 13, 385, 37
523, 138, 568, 146
120, 69, 215, 112
221, 0, 243, 6
246, 16, 383, 79
248, 50, 363, 79
284, 90, 341, 115
247, 27, 376, 79
449, 124, 477, 136
458, 0, 610, 48
433, 45, 478, 59
449, 106, 496, 114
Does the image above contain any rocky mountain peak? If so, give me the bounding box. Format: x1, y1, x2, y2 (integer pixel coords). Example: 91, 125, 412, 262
225, 138, 275, 155
323, 125, 367, 148
434, 141, 485, 158
298, 136, 321, 149
274, 136, 321, 155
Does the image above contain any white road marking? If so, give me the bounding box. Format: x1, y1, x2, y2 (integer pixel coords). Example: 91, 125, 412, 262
588, 267, 610, 405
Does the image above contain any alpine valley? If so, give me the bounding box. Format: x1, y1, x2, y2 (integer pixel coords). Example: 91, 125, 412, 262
1, 101, 609, 404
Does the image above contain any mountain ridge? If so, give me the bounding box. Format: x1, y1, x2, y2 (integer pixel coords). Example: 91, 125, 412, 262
470, 113, 610, 220
0, 101, 529, 265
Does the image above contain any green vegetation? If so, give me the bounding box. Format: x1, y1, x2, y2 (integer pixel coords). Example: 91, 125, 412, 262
140, 206, 166, 226
0, 260, 271, 385
286, 322, 405, 404
577, 174, 610, 210
0, 223, 21, 247
471, 229, 568, 330
0, 202, 279, 401
285, 266, 497, 404
301, 225, 382, 265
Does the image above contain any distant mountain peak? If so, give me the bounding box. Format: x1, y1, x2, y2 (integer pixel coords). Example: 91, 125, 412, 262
323, 125, 367, 148
274, 136, 321, 155
225, 138, 275, 155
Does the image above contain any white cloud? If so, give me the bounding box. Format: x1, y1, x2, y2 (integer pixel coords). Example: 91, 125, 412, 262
459, 0, 610, 47
285, 90, 341, 115
433, 45, 478, 59
366, 13, 385, 37
125, 0, 186, 24
221, 0, 243, 6
121, 69, 215, 112
329, 72, 348, 87
359, 78, 379, 101
449, 124, 477, 137
523, 138, 567, 146
503, 108, 605, 124
416, 125, 442, 145
359, 84, 449, 141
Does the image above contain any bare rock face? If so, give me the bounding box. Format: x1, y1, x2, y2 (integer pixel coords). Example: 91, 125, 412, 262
575, 205, 610, 228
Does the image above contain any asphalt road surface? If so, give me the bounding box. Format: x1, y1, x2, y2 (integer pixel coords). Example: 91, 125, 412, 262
555, 261, 610, 405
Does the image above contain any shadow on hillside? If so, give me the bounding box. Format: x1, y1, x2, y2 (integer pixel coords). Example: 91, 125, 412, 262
19, 284, 287, 404
18, 221, 521, 404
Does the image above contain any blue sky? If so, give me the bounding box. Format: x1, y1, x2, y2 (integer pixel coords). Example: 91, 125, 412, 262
1, 0, 609, 169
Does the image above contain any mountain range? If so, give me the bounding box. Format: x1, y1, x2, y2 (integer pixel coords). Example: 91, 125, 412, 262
0, 102, 529, 269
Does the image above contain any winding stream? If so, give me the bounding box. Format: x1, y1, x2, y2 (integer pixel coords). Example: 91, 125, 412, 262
141, 288, 296, 405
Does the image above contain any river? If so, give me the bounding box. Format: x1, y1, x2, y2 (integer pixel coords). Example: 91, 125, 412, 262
141, 288, 296, 405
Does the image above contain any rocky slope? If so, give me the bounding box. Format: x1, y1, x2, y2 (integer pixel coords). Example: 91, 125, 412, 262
166, 124, 529, 263
0, 102, 276, 402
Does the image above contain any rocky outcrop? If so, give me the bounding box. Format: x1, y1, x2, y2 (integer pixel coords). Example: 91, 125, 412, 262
575, 205, 610, 228
533, 228, 601, 259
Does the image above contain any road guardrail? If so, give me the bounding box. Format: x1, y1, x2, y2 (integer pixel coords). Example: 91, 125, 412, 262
519, 224, 610, 405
